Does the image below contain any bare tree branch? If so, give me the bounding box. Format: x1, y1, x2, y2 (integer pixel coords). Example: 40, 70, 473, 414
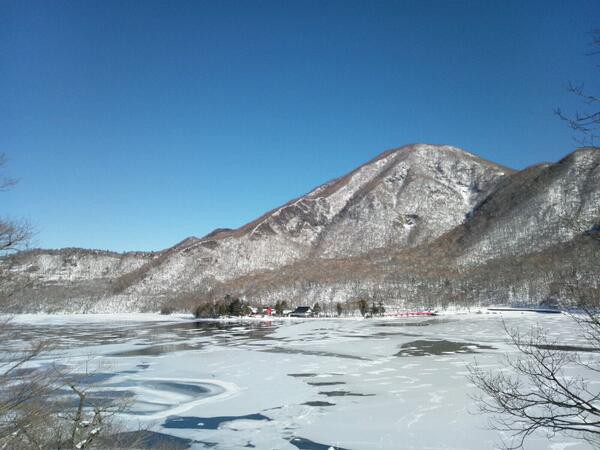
0, 154, 17, 192
555, 30, 600, 145
468, 312, 600, 449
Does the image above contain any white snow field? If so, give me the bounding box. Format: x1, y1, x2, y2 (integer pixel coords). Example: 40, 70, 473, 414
4, 312, 596, 450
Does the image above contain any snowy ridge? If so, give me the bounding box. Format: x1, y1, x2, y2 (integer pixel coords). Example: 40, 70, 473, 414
3, 144, 599, 313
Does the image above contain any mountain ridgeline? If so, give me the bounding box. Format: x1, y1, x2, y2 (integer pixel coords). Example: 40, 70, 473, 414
2, 144, 599, 313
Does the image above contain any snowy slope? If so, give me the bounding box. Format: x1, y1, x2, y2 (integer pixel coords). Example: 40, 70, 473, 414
2, 144, 599, 313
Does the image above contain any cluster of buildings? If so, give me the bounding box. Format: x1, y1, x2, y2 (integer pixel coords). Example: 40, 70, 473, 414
248, 306, 315, 317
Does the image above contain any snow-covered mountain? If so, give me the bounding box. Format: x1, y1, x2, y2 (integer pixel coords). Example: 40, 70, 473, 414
2, 144, 599, 312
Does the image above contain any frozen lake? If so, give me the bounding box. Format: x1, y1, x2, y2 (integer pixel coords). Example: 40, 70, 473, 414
4, 312, 595, 449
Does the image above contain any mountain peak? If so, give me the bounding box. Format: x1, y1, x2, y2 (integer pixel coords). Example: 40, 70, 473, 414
4, 145, 599, 313
370, 144, 513, 174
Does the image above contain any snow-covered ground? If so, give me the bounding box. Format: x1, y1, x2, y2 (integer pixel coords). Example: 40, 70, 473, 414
4, 312, 595, 449
2, 312, 195, 325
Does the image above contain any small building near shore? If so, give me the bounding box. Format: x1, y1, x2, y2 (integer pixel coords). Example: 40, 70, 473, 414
290, 306, 313, 317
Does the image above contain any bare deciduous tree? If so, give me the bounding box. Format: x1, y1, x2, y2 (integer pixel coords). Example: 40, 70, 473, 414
468, 313, 600, 449
468, 30, 600, 449
0, 156, 140, 449
0, 153, 34, 307
0, 218, 33, 255
0, 320, 138, 449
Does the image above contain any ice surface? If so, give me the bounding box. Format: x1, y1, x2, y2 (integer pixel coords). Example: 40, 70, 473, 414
4, 312, 594, 449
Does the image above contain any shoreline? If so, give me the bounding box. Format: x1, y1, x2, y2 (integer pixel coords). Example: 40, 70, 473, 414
1, 307, 567, 325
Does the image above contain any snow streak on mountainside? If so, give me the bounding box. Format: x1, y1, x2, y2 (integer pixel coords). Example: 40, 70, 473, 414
2, 144, 599, 313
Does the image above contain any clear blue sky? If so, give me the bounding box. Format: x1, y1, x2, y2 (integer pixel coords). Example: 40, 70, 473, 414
1, 0, 599, 252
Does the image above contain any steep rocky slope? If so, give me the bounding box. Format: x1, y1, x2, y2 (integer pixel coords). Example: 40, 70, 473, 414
2, 144, 598, 313
443, 148, 600, 265
117, 145, 509, 296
